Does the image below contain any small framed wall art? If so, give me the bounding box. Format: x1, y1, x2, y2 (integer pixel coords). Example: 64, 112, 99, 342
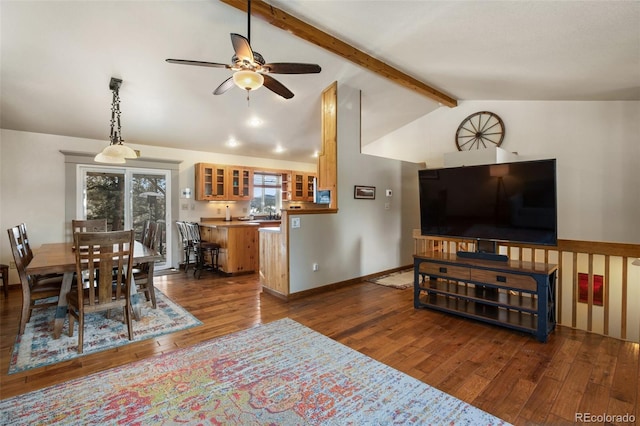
354, 185, 376, 199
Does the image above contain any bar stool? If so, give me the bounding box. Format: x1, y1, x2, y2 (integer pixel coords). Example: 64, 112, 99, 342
197, 241, 221, 279
175, 221, 196, 273
185, 222, 220, 279
1, 264, 8, 297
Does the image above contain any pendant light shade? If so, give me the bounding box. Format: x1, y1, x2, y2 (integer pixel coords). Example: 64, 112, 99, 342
94, 77, 137, 164
102, 143, 137, 159
94, 152, 126, 164
232, 70, 264, 91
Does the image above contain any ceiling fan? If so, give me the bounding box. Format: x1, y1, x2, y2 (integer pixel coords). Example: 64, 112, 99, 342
166, 0, 321, 99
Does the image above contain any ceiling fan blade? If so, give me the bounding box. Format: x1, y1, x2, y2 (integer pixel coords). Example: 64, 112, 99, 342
263, 63, 322, 74
262, 74, 294, 99
213, 77, 235, 95
166, 59, 229, 68
230, 33, 254, 64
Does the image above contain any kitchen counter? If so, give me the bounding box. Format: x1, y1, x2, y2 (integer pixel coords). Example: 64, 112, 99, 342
200, 220, 260, 228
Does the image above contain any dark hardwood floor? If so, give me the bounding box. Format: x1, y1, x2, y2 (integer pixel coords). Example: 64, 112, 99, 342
1, 271, 638, 425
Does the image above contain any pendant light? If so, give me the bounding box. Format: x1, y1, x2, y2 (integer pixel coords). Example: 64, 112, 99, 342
94, 77, 137, 163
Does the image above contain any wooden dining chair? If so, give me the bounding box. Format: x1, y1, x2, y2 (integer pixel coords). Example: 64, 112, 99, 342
19, 222, 64, 281
67, 230, 134, 353
71, 218, 107, 233
7, 225, 64, 335
133, 221, 159, 309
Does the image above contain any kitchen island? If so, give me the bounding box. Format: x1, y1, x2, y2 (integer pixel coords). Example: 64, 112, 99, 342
199, 219, 282, 275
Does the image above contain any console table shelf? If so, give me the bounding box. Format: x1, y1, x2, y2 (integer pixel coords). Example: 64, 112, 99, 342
414, 252, 557, 342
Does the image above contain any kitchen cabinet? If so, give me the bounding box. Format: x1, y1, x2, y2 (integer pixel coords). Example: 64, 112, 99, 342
291, 172, 316, 202
281, 172, 292, 202
227, 167, 252, 201
195, 163, 227, 200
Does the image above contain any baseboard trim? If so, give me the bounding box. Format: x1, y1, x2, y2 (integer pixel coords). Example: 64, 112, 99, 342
284, 264, 413, 301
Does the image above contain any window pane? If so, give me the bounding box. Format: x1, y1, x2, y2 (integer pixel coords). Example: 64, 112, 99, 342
251, 172, 282, 214
132, 173, 167, 260
85, 171, 125, 231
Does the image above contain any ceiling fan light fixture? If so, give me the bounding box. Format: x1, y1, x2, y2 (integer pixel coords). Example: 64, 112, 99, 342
233, 70, 264, 91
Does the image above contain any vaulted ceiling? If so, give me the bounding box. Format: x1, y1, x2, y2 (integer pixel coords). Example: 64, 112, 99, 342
1, 1, 638, 164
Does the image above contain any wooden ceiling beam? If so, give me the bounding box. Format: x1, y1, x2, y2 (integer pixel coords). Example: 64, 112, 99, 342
219, 0, 458, 108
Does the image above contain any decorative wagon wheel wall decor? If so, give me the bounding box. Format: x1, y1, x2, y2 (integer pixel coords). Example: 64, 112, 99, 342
455, 111, 505, 151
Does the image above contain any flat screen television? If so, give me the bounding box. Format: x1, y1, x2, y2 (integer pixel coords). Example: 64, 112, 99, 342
419, 159, 557, 253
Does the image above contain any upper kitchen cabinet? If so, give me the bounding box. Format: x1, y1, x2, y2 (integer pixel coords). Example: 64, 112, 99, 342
227, 167, 253, 201
195, 163, 227, 201
291, 172, 316, 202
281, 171, 292, 202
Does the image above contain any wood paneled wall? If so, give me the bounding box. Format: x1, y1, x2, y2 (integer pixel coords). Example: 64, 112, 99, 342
413, 231, 640, 342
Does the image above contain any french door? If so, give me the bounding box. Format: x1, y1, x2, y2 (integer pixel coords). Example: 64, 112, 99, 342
77, 166, 171, 268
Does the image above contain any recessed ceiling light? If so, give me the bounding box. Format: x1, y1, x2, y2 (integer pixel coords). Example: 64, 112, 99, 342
227, 137, 239, 148
248, 116, 263, 127
274, 145, 285, 153
312, 150, 319, 158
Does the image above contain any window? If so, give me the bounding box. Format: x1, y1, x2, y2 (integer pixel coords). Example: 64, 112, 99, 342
251, 172, 281, 215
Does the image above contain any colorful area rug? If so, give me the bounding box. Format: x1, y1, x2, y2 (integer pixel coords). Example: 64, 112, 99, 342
8, 289, 201, 374
367, 269, 414, 289
0, 318, 509, 425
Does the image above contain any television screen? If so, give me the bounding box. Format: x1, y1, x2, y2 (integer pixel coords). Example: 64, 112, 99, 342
419, 159, 557, 246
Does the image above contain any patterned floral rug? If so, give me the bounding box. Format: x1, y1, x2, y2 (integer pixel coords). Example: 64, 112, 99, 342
1, 318, 509, 425
8, 290, 201, 374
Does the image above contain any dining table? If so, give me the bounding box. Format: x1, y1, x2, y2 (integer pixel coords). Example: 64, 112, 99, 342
26, 241, 162, 339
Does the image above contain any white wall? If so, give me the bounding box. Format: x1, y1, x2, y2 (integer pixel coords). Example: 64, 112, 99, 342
287, 84, 421, 293
0, 129, 315, 283
366, 100, 640, 244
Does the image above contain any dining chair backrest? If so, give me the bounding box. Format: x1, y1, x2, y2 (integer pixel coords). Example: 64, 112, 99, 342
72, 218, 107, 233
146, 221, 160, 252
73, 230, 134, 308
7, 226, 31, 286
140, 219, 151, 245
18, 223, 34, 261
137, 221, 160, 276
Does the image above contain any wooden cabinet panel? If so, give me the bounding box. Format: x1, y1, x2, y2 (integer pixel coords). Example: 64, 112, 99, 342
470, 269, 537, 292
419, 262, 470, 281
259, 229, 288, 296
291, 172, 316, 202
318, 81, 337, 208
200, 224, 258, 274
227, 167, 252, 201
281, 172, 292, 202
195, 163, 227, 200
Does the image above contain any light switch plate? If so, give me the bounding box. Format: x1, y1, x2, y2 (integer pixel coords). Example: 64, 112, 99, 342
386, 189, 392, 197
